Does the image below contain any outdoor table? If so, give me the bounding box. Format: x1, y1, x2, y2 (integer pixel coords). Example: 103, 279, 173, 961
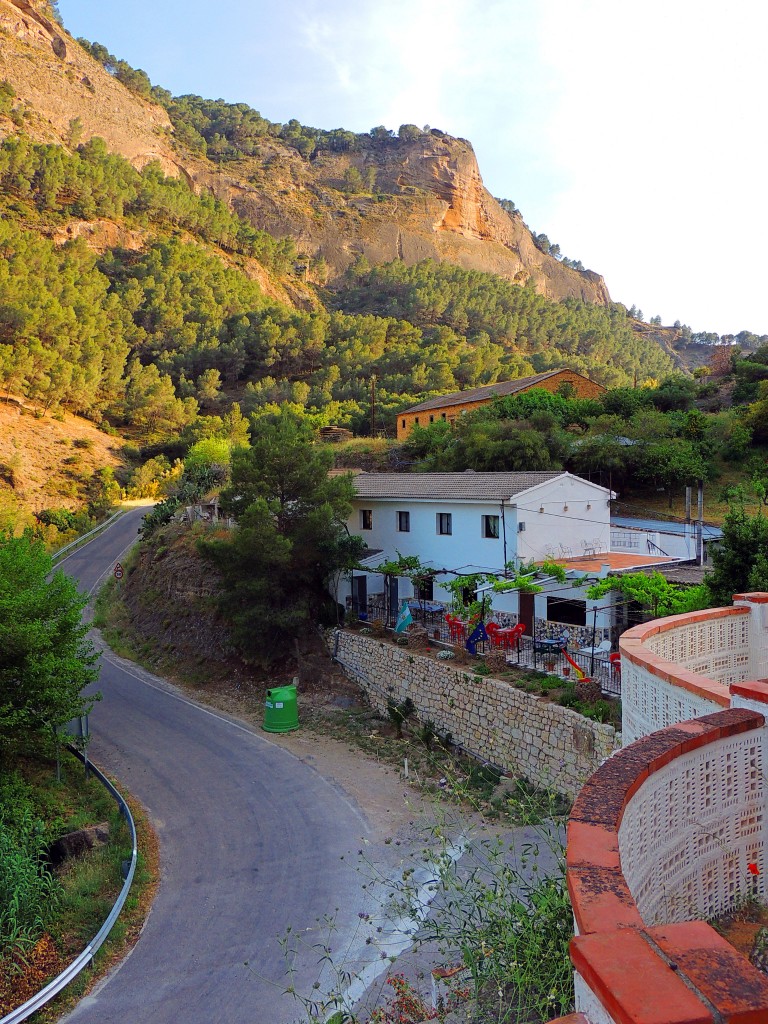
408, 600, 446, 624
446, 618, 470, 641
534, 637, 566, 653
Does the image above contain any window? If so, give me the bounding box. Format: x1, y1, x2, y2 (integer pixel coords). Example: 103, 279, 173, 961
416, 577, 434, 601
397, 510, 410, 532
429, 415, 434, 423
441, 413, 446, 420
401, 419, 406, 428
437, 513, 452, 536
547, 597, 586, 626
415, 417, 420, 424
360, 509, 373, 530
482, 515, 500, 539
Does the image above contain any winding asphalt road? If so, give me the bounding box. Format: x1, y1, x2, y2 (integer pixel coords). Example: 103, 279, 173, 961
57, 508, 374, 1024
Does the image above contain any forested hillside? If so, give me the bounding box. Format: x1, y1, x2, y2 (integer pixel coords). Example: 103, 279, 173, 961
0, 127, 681, 441
332, 260, 675, 389
2, 6, 767, 539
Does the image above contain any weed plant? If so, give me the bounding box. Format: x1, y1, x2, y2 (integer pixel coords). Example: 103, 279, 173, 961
282, 749, 574, 1024
0, 749, 154, 1018
0, 772, 59, 953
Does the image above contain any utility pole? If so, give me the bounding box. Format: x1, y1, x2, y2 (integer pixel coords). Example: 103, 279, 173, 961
370, 374, 376, 436
696, 479, 705, 565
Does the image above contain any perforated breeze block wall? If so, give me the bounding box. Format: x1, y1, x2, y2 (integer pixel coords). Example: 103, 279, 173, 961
566, 708, 768, 1024
619, 718, 767, 924
620, 607, 746, 743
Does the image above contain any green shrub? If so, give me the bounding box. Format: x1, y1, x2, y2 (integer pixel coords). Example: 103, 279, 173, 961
466, 761, 502, 795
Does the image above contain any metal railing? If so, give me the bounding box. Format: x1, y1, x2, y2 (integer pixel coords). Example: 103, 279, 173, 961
50, 509, 126, 564
353, 612, 622, 699
0, 747, 138, 1024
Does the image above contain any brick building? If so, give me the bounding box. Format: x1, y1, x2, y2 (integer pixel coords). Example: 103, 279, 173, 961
395, 368, 606, 440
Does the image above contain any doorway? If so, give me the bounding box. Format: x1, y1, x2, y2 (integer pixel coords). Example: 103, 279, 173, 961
519, 592, 535, 636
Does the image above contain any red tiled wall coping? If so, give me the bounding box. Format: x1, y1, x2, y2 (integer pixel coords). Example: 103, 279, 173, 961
733, 680, 768, 705
565, 708, 768, 1024
619, 606, 749, 708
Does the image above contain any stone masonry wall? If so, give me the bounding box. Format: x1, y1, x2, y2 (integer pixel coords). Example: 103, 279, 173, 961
332, 630, 619, 799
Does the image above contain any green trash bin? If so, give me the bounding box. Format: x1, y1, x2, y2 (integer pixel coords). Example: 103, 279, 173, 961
263, 684, 299, 733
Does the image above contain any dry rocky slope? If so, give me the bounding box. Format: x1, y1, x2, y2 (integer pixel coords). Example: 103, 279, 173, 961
0, 396, 125, 520
0, 0, 609, 305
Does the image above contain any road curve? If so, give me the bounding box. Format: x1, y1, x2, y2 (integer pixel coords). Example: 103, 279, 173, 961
58, 508, 372, 1024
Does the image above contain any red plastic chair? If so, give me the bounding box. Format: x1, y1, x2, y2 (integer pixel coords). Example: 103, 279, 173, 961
485, 622, 502, 648
609, 652, 621, 678
445, 614, 465, 643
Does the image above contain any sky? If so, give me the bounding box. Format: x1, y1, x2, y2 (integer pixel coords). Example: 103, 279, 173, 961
58, 0, 768, 337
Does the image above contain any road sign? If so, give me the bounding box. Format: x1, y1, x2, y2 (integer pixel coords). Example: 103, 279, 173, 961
114, 563, 124, 580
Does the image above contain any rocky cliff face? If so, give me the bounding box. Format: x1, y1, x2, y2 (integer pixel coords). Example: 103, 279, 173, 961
0, 0, 610, 306
0, 0, 177, 172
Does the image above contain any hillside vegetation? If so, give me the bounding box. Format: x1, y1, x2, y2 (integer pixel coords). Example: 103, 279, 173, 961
0, 128, 676, 444
1, 7, 767, 537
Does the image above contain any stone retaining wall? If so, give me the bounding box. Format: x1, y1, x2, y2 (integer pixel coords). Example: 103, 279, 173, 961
332, 630, 619, 799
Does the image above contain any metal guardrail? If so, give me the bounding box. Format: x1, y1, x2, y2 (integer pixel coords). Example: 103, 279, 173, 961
49, 509, 127, 564
0, 747, 138, 1024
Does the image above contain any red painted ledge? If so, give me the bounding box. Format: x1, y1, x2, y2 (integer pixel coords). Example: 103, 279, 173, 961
619, 605, 744, 708
732, 679, 768, 705
572, 921, 768, 1024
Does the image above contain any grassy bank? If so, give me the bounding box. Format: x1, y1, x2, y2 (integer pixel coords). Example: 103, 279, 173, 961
0, 749, 157, 1020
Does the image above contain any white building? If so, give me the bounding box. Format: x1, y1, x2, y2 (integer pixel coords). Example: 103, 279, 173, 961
341, 472, 612, 634
610, 515, 722, 562
339, 471, 682, 643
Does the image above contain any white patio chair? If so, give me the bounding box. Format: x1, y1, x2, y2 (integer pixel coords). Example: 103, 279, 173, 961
577, 639, 612, 658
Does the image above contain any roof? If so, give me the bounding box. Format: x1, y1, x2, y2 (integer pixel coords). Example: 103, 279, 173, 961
636, 562, 713, 586
401, 370, 601, 415
552, 552, 680, 574
353, 471, 566, 502
611, 515, 723, 541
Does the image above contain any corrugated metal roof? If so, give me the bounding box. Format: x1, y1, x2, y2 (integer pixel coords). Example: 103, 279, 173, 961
401, 370, 599, 415
353, 471, 565, 501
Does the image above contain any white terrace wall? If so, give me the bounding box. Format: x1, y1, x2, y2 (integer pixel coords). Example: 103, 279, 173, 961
332, 630, 618, 799
620, 594, 768, 745
620, 607, 741, 744
618, 724, 768, 925
565, 708, 768, 1024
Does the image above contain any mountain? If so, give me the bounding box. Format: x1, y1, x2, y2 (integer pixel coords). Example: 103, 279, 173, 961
0, 1, 177, 172
0, 0, 609, 306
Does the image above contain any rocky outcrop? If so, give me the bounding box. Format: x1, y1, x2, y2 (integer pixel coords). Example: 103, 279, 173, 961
213, 133, 611, 303
0, 0, 65, 55
0, 0, 177, 173
48, 821, 110, 867
48, 217, 146, 252
0, 3, 610, 305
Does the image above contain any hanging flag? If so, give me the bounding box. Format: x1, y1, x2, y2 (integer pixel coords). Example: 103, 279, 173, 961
395, 599, 413, 633
466, 621, 488, 655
